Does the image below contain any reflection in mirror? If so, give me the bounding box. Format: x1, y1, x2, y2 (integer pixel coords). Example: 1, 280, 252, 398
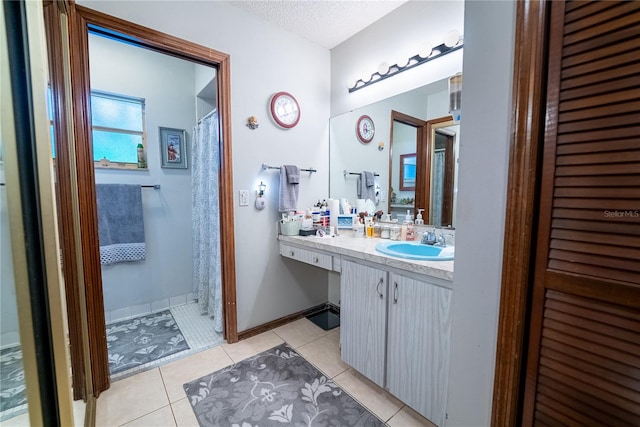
399, 154, 416, 191
430, 123, 459, 227
389, 114, 422, 219
330, 77, 459, 227
0, 167, 30, 424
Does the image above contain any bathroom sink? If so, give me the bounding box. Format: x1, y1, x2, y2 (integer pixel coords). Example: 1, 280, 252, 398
375, 241, 454, 261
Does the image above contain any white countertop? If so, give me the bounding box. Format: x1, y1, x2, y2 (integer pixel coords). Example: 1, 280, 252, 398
279, 231, 454, 282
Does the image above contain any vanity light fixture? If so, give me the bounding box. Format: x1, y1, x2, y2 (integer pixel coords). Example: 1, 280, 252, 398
346, 30, 463, 93
258, 181, 266, 197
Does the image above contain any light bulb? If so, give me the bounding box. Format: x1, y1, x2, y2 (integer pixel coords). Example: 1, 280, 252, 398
396, 56, 410, 68
418, 41, 433, 58
444, 30, 461, 48
378, 62, 390, 75
346, 78, 356, 89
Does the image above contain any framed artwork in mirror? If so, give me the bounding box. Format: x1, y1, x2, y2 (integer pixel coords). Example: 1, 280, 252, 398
159, 127, 187, 169
399, 153, 416, 190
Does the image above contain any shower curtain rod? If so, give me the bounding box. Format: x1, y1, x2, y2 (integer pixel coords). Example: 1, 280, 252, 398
196, 108, 217, 124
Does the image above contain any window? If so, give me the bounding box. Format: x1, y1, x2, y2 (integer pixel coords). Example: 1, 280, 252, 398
91, 91, 146, 168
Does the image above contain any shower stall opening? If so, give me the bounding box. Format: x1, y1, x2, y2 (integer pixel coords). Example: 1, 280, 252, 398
88, 30, 224, 380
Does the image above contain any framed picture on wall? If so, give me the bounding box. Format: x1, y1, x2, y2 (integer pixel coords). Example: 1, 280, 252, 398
159, 127, 187, 169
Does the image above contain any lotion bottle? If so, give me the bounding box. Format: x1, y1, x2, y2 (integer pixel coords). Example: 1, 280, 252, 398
415, 209, 425, 225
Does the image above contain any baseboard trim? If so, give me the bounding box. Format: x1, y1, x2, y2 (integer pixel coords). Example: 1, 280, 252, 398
238, 302, 336, 341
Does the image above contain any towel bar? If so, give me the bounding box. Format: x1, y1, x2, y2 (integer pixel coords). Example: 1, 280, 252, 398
262, 163, 316, 173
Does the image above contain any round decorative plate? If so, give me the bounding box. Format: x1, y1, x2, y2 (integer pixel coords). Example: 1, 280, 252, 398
270, 92, 300, 129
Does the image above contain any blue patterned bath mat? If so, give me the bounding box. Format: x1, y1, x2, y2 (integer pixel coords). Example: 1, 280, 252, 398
0, 345, 27, 420
107, 310, 190, 375
184, 343, 383, 427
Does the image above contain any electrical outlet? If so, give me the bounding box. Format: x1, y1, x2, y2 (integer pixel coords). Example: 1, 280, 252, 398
239, 190, 249, 206
379, 190, 387, 203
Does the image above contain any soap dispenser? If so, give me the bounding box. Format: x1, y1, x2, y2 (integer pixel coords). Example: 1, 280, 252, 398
415, 209, 425, 225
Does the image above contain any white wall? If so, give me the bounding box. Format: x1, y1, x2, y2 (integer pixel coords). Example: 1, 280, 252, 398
331, 0, 464, 116
89, 34, 198, 314
80, 0, 331, 331
447, 1, 516, 425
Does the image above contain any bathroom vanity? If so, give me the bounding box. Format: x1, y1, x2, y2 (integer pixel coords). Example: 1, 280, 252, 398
279, 232, 453, 426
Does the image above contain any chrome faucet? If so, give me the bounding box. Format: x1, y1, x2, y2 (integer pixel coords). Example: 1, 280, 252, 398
421, 229, 437, 245
435, 233, 446, 247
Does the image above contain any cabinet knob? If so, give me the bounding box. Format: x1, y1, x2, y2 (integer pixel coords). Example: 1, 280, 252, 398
290, 251, 295, 256
314, 257, 319, 263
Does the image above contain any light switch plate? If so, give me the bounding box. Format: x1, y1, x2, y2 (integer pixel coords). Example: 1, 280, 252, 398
239, 190, 249, 206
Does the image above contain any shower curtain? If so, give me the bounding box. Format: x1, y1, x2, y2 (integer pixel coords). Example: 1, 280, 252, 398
192, 110, 223, 333
431, 149, 445, 226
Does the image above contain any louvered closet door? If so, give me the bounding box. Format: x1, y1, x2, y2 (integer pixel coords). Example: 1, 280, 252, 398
522, 1, 640, 425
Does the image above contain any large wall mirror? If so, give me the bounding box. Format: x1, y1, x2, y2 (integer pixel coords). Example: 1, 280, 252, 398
329, 77, 459, 227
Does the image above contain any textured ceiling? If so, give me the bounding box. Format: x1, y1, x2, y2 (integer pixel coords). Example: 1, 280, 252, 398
226, 1, 408, 49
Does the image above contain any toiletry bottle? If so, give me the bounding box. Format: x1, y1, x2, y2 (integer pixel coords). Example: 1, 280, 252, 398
137, 143, 146, 168
366, 218, 374, 237
406, 222, 415, 241
390, 222, 401, 240
401, 210, 411, 240
373, 222, 382, 238
415, 209, 425, 225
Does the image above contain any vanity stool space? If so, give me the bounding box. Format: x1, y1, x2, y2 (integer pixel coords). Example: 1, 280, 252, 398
279, 233, 453, 427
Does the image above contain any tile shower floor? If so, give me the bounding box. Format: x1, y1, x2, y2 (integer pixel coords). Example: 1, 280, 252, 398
95, 318, 437, 427
110, 302, 225, 381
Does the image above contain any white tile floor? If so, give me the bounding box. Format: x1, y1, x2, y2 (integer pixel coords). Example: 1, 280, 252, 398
171, 302, 224, 351
96, 318, 437, 427
110, 302, 225, 381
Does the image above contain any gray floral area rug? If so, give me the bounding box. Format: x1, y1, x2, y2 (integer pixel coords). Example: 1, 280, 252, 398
107, 310, 189, 375
0, 346, 27, 419
184, 343, 383, 427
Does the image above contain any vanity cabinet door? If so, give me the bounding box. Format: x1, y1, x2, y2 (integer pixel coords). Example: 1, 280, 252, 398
387, 273, 452, 427
340, 259, 388, 387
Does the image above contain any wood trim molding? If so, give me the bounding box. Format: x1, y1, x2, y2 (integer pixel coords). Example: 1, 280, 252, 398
66, 5, 239, 396
42, 1, 86, 401
68, 4, 111, 396
491, 0, 549, 425
237, 303, 330, 341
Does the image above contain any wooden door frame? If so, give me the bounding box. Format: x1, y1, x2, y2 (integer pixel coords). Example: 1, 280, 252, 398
434, 129, 455, 227
388, 111, 428, 217
43, 0, 89, 401
423, 115, 454, 224
491, 0, 549, 424
66, 4, 238, 395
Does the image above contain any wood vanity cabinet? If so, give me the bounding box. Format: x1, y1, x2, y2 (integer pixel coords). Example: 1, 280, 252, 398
340, 259, 452, 426
387, 272, 451, 427
340, 260, 387, 387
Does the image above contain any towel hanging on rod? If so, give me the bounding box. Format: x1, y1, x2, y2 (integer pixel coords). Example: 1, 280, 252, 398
343, 170, 379, 178
262, 163, 316, 173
